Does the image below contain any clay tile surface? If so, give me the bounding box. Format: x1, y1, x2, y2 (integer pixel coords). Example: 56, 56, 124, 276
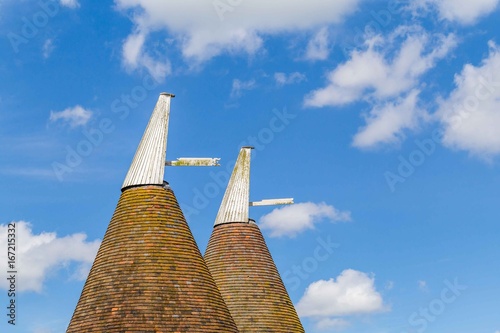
204, 222, 305, 333
67, 185, 239, 332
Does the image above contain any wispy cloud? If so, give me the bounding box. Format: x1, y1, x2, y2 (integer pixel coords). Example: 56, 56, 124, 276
305, 29, 456, 106
385, 281, 395, 290
274, 72, 306, 86
230, 79, 256, 98
305, 27, 457, 149
122, 31, 171, 82
418, 279, 428, 292
305, 26, 330, 61
259, 202, 351, 238
352, 89, 424, 149
315, 318, 350, 331
43, 39, 54, 59
49, 105, 93, 128
60, 0, 80, 9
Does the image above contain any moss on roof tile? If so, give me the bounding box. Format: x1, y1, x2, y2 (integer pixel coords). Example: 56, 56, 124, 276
67, 185, 239, 333
204, 222, 305, 333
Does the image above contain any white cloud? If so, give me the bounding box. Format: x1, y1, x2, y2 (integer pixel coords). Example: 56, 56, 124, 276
305, 29, 457, 107
114, 0, 360, 76
122, 31, 171, 81
437, 41, 500, 158
43, 39, 54, 59
274, 72, 307, 86
422, 0, 500, 24
60, 0, 80, 9
230, 79, 256, 98
315, 318, 350, 331
296, 269, 387, 326
418, 280, 428, 291
49, 105, 92, 127
305, 27, 456, 148
353, 89, 425, 148
305, 26, 330, 61
0, 221, 100, 292
385, 281, 394, 290
122, 32, 145, 69
259, 202, 351, 238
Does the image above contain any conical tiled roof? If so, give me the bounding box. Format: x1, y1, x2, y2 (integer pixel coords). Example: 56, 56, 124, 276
67, 94, 239, 333
204, 148, 305, 333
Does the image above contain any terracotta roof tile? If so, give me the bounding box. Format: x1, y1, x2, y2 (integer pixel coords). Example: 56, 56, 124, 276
67, 185, 239, 332
204, 221, 305, 333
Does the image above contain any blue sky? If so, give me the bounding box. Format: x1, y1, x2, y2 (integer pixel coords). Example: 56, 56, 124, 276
1, 0, 499, 332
